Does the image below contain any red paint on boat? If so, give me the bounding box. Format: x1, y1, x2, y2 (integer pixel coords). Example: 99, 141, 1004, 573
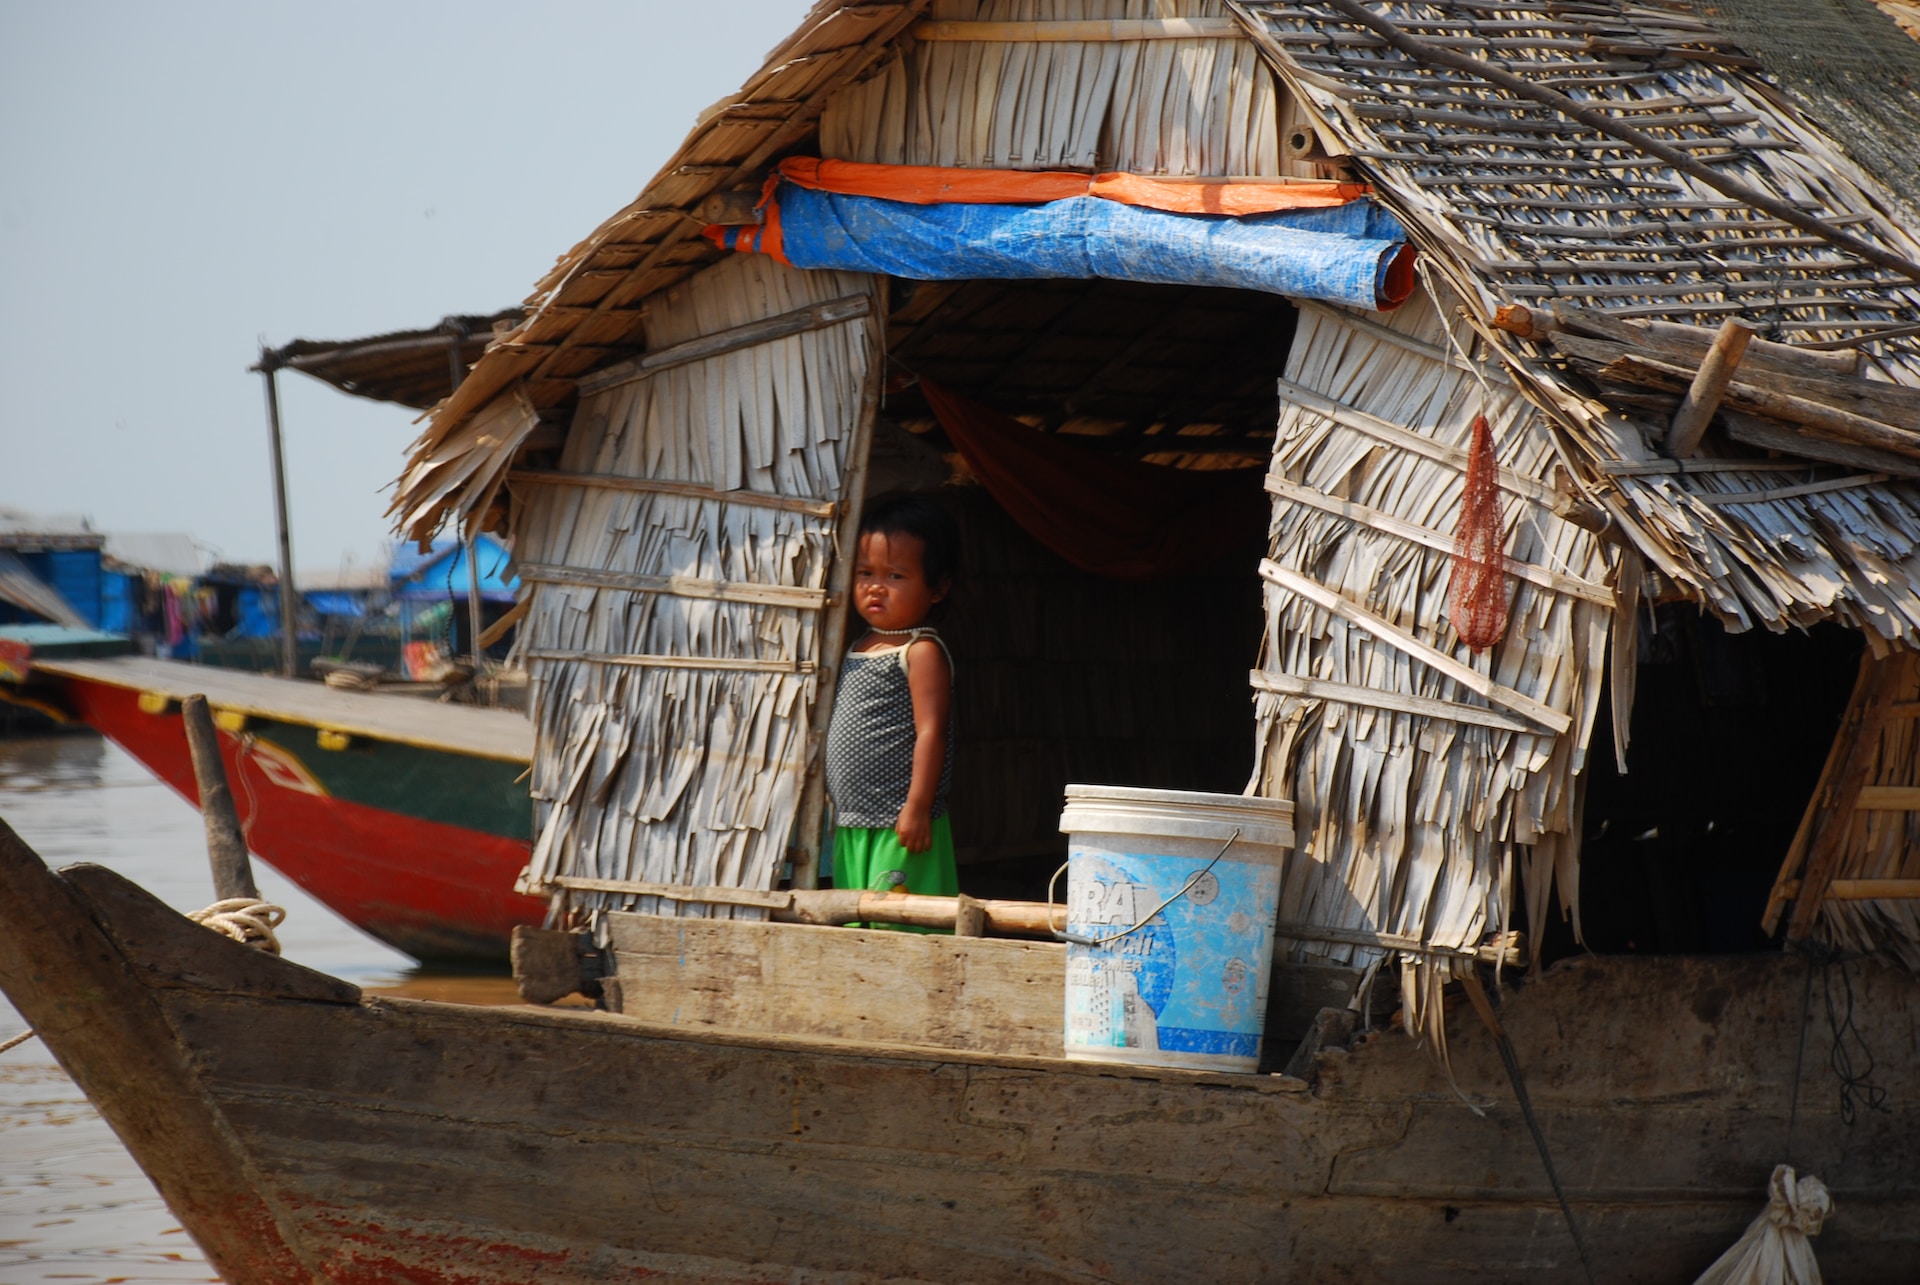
65, 678, 542, 961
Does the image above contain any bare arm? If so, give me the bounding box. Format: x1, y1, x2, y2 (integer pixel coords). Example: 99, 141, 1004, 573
894, 638, 952, 853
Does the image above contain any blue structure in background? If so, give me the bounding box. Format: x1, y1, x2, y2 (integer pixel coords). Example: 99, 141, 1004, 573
389, 535, 519, 605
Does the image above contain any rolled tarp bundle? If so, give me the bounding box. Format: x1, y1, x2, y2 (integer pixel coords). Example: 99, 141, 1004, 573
706, 159, 1415, 312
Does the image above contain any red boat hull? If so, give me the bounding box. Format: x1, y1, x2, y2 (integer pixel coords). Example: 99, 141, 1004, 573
63, 678, 541, 961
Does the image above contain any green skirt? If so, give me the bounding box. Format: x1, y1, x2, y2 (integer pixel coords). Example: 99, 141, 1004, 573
831, 815, 959, 932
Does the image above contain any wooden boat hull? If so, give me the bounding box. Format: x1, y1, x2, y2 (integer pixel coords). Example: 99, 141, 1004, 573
4, 651, 538, 961
2, 821, 1916, 1284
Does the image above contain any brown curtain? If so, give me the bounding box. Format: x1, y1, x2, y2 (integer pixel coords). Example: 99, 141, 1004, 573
919, 379, 1269, 581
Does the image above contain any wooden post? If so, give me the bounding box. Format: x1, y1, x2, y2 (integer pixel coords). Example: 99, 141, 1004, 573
252, 351, 301, 679
1664, 319, 1755, 459
789, 283, 886, 890
180, 695, 259, 902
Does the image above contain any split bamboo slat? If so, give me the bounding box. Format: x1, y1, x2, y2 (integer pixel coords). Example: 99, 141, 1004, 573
513, 254, 881, 927
1251, 293, 1610, 1049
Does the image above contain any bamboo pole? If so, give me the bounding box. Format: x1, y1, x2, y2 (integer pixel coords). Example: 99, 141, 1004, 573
251, 353, 300, 679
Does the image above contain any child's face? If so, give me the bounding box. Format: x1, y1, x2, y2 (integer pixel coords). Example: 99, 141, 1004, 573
853, 531, 946, 632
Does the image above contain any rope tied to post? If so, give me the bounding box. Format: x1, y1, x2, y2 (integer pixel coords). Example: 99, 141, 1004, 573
187, 898, 286, 954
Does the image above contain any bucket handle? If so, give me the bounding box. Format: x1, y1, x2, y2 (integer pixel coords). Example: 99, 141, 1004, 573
1047, 828, 1241, 948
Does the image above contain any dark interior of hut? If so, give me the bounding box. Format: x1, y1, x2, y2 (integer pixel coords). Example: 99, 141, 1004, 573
869, 276, 1296, 902
1539, 608, 1863, 964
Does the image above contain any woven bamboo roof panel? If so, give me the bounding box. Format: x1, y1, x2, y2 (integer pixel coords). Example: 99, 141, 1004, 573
1236, 0, 1920, 641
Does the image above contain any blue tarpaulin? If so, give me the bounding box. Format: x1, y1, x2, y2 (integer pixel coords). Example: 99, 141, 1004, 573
390, 535, 518, 604
766, 184, 1414, 310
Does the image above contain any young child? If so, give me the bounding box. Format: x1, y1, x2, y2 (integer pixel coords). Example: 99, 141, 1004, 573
824, 495, 960, 917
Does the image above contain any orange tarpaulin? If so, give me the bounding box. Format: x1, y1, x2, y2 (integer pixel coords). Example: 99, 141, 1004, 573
775, 157, 1371, 215
918, 380, 1270, 581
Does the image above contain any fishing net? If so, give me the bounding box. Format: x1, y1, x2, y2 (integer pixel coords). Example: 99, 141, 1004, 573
1448, 413, 1510, 652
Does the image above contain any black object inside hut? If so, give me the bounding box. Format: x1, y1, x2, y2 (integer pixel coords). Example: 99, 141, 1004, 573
877, 276, 1295, 902
1538, 606, 1863, 963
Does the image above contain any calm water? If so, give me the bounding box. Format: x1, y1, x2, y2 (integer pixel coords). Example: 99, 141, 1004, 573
0, 733, 508, 1284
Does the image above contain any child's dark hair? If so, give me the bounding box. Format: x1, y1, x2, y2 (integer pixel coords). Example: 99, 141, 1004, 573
860, 493, 961, 590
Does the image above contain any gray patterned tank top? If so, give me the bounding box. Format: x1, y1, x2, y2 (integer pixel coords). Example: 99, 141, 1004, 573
824, 629, 954, 828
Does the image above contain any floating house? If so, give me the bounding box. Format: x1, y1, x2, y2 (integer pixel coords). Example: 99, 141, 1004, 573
386, 0, 1920, 1047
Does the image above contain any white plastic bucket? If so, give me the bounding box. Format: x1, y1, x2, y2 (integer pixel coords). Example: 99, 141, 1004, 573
1059, 785, 1294, 1073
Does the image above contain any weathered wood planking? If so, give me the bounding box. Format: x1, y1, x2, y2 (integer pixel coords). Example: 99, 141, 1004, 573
11, 846, 1920, 1285
604, 912, 1065, 1057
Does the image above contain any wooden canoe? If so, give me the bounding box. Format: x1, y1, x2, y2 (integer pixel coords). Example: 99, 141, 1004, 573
2, 817, 1916, 1283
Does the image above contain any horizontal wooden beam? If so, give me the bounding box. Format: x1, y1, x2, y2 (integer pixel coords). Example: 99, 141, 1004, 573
525, 650, 815, 675
1773, 878, 1920, 901
1690, 473, 1890, 507
1275, 920, 1523, 965
1855, 785, 1920, 811
1273, 376, 1559, 507
1249, 668, 1535, 735
542, 876, 1061, 938
516, 562, 827, 610
911, 18, 1241, 42
1263, 474, 1611, 604
508, 468, 837, 518
1258, 558, 1572, 734
576, 294, 873, 397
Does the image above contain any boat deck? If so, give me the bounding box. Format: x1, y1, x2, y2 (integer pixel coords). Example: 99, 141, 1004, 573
36, 656, 532, 763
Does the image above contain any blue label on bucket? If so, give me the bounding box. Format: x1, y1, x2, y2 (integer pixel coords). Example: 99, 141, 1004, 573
1063, 843, 1280, 1068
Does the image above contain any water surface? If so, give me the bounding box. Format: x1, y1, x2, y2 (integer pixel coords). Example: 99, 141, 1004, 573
0, 733, 454, 1283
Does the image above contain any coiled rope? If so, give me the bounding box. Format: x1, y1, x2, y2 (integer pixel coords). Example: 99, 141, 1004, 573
187, 898, 286, 954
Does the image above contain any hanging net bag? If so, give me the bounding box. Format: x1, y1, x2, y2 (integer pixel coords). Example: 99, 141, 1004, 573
1447, 414, 1510, 652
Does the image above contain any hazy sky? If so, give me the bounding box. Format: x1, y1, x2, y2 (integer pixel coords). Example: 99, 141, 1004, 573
1, 1, 811, 574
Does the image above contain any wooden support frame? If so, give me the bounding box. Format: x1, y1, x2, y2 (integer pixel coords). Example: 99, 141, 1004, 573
1258, 559, 1572, 734
1763, 652, 1899, 939
515, 562, 828, 611
524, 650, 817, 675
576, 295, 874, 397
1248, 669, 1535, 735
789, 286, 886, 890
508, 469, 838, 519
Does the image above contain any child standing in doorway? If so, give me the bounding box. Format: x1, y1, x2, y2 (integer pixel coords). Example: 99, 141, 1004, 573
824, 495, 960, 916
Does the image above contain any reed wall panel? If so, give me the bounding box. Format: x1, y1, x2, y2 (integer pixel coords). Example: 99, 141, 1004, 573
513, 255, 880, 923
1251, 290, 1610, 1041
819, 0, 1287, 175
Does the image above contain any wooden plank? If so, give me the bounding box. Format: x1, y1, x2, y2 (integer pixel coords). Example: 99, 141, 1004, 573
515, 562, 828, 610
1275, 919, 1523, 964
1665, 319, 1754, 458
603, 912, 1066, 1059
508, 468, 838, 518
1724, 411, 1920, 481
1855, 786, 1920, 811
1258, 559, 1572, 734
1774, 879, 1920, 901
575, 295, 874, 397
1248, 668, 1535, 735
1273, 376, 1560, 506
912, 18, 1241, 42
524, 650, 817, 675
1785, 654, 1897, 942
1262, 474, 1612, 603
32, 655, 532, 763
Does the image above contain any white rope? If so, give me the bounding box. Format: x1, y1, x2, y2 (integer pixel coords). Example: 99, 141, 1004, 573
187, 898, 286, 955
0, 1029, 37, 1055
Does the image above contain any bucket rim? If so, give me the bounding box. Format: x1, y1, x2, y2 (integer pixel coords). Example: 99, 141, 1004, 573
1060, 784, 1293, 818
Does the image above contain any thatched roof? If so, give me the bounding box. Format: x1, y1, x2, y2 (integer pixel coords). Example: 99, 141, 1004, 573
265, 310, 521, 410
395, 2, 1920, 640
